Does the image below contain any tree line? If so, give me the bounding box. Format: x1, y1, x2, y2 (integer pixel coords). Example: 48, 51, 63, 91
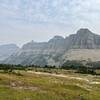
0, 61, 100, 75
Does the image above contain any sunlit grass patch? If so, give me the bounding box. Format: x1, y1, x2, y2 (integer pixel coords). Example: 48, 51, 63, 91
0, 70, 99, 100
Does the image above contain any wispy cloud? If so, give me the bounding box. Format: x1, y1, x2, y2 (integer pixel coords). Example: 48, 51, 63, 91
0, 0, 100, 45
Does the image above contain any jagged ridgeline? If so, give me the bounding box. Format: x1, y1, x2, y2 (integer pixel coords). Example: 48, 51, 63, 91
2, 28, 100, 66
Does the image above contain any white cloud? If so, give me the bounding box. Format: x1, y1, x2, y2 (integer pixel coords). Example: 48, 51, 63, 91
0, 0, 100, 45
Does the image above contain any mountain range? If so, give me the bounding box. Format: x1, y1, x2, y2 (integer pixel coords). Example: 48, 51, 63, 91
1, 28, 100, 66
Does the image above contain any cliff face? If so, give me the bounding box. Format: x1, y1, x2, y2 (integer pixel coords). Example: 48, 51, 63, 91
3, 28, 100, 66
65, 29, 100, 49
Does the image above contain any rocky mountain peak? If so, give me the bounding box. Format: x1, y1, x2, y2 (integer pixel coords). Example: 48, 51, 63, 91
53, 35, 64, 40
65, 28, 100, 49
48, 35, 64, 43
76, 28, 93, 36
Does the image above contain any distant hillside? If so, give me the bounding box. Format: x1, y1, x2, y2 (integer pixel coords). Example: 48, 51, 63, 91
0, 44, 19, 61
2, 28, 100, 66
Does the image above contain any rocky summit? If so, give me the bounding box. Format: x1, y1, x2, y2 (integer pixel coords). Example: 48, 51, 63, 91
2, 28, 100, 66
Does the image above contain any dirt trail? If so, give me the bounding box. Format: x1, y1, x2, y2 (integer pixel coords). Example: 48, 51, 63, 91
28, 71, 100, 84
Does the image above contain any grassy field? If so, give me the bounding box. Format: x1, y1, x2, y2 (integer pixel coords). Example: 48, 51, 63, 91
0, 70, 100, 100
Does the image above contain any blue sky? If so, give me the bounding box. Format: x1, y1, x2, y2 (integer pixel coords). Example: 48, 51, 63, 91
0, 0, 100, 46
